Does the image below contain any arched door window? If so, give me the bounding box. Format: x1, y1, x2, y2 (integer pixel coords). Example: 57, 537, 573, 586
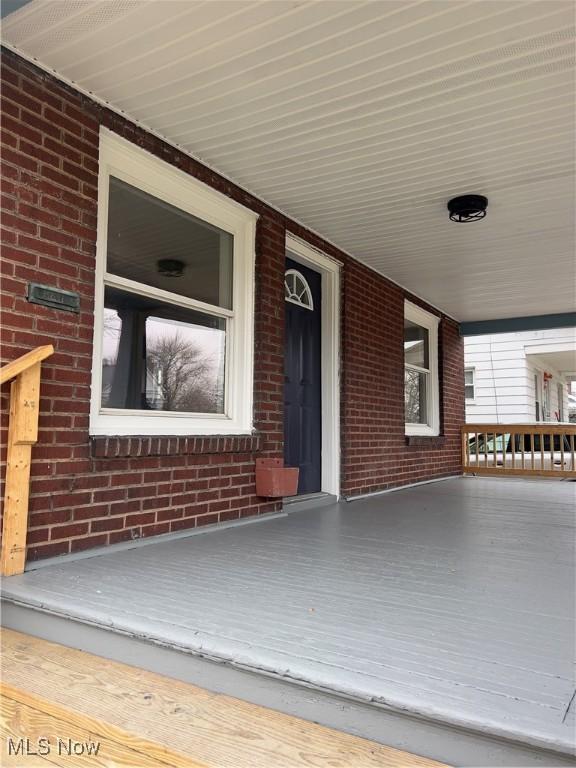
284, 269, 314, 310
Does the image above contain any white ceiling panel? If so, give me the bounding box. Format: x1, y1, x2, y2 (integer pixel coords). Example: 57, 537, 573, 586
2, 0, 575, 321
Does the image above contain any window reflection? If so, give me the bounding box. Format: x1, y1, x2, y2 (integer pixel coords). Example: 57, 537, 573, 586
107, 177, 233, 309
404, 319, 429, 368
102, 287, 225, 414
404, 368, 427, 424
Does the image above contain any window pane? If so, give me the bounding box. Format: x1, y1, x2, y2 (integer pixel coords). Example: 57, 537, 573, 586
465, 369, 474, 385
405, 368, 428, 424
404, 319, 429, 369
102, 287, 225, 413
107, 177, 233, 309
465, 385, 475, 400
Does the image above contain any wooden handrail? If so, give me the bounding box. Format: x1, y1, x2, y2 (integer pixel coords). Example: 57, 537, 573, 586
0, 345, 54, 385
462, 423, 576, 478
1, 345, 54, 576
462, 423, 574, 436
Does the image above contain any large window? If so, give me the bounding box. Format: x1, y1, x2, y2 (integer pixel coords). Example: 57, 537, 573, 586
404, 301, 439, 436
90, 130, 257, 436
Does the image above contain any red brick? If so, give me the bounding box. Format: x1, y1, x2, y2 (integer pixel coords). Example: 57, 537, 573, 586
141, 523, 170, 538
70, 535, 108, 553
27, 541, 69, 561
91, 518, 125, 533
29, 510, 71, 527
51, 522, 89, 540
125, 512, 156, 527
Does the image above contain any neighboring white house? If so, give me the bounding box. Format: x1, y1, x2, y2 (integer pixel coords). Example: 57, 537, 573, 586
464, 329, 576, 424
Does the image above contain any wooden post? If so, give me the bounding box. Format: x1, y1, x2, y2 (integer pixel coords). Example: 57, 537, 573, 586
461, 428, 468, 471
1, 362, 41, 576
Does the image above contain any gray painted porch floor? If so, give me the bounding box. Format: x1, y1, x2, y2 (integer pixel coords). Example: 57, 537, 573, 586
2, 477, 575, 757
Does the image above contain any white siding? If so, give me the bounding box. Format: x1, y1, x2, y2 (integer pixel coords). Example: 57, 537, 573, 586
465, 335, 530, 424
464, 330, 575, 424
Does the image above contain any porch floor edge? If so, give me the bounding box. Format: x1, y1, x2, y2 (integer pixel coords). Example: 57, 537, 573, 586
344, 473, 461, 502
1, 598, 573, 768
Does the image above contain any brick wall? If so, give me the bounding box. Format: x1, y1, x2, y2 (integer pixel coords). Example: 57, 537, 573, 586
340, 258, 464, 496
0, 48, 463, 560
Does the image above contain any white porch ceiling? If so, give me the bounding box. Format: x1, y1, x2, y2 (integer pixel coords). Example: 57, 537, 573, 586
2, 0, 575, 322
526, 349, 576, 375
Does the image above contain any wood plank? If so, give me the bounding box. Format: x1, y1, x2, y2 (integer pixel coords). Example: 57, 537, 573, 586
510, 433, 515, 470
461, 429, 468, 470
0, 345, 53, 385
1, 377, 34, 577
1, 630, 447, 768
1, 347, 54, 576
464, 467, 573, 478
12, 361, 41, 445
1, 693, 183, 768
463, 424, 576, 436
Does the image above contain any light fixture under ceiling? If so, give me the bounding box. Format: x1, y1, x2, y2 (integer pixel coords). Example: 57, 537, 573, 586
157, 259, 185, 277
447, 195, 488, 223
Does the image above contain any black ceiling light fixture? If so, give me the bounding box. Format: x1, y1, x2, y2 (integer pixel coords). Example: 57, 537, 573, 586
157, 258, 185, 277
447, 194, 488, 223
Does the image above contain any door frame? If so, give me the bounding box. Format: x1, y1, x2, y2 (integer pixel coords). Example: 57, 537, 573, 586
285, 233, 341, 498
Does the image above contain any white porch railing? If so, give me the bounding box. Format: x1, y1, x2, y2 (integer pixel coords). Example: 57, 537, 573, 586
462, 424, 576, 478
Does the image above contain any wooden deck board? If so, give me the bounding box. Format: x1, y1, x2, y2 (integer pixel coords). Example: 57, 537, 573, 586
2, 692, 184, 767
1, 630, 446, 768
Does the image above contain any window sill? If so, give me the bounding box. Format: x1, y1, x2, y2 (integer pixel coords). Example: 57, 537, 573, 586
405, 423, 439, 437
91, 434, 262, 459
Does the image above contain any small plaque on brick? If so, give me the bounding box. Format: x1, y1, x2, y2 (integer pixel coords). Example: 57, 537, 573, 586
27, 282, 80, 313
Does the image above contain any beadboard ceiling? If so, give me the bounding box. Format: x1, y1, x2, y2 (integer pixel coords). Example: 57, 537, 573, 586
2, 0, 575, 322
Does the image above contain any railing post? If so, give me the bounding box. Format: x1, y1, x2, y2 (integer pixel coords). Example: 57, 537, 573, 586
461, 427, 468, 471
1, 362, 41, 576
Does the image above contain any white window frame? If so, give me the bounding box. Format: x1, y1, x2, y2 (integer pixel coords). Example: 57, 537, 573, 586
464, 367, 476, 403
404, 300, 440, 437
90, 128, 257, 436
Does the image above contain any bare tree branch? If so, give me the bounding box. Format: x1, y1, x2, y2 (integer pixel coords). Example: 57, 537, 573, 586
146, 332, 221, 413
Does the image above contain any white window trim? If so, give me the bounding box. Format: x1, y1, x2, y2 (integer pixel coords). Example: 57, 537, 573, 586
404, 300, 440, 437
465, 367, 476, 404
90, 128, 257, 436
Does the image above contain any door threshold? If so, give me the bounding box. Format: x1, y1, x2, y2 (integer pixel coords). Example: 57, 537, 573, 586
283, 492, 337, 513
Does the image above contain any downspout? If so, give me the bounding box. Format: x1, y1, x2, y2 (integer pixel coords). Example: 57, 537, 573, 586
488, 336, 501, 423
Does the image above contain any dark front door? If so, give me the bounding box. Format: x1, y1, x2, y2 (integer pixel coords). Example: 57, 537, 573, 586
284, 258, 322, 494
